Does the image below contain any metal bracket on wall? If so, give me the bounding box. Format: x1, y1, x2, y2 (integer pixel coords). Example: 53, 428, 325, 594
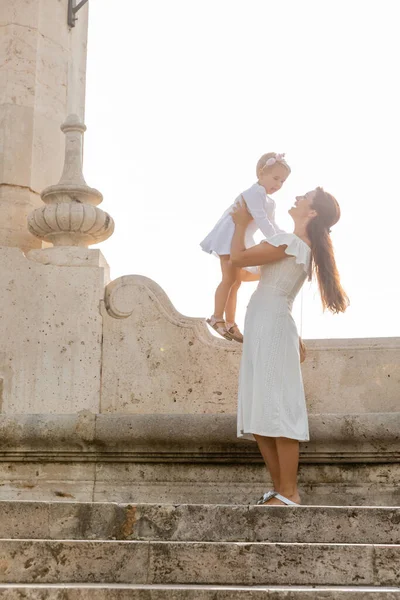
68, 0, 89, 28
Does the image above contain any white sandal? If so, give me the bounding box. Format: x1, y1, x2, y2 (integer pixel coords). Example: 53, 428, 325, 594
273, 493, 300, 506
256, 490, 277, 505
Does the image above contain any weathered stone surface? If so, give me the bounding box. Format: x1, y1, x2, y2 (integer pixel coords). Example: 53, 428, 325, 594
0, 185, 42, 252
2, 501, 396, 545
0, 413, 399, 505
1, 585, 400, 599
0, 540, 149, 584
0, 249, 106, 413
0, 502, 49, 539
101, 276, 236, 415
148, 542, 385, 586
0, 500, 399, 593
1, 250, 398, 418
101, 276, 400, 415
0, 539, 397, 585
1, 458, 399, 506
47, 501, 121, 541
0, 461, 95, 503
0, 0, 88, 251
28, 115, 114, 250
86, 461, 393, 508
128, 504, 251, 543
1, 413, 398, 459
92, 460, 400, 507
373, 546, 400, 587
125, 504, 400, 545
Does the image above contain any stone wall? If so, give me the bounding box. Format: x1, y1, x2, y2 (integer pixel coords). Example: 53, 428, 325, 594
0, 240, 399, 505
101, 274, 400, 415
0, 247, 106, 413
0, 413, 399, 506
0, 260, 399, 416
0, 0, 88, 252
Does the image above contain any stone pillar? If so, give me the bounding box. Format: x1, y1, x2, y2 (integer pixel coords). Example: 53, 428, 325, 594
0, 115, 113, 414
0, 0, 89, 253
27, 114, 114, 257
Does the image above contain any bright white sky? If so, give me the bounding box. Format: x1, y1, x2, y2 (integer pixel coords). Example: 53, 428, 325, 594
85, 0, 400, 339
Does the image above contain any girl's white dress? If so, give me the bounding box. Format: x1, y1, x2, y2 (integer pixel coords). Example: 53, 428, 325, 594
200, 183, 283, 256
237, 233, 311, 442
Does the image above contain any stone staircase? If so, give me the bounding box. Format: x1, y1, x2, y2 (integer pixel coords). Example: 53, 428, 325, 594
0, 501, 399, 598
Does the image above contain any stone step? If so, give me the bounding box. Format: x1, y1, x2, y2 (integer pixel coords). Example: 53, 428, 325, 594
1, 584, 400, 599
0, 540, 399, 586
1, 501, 399, 544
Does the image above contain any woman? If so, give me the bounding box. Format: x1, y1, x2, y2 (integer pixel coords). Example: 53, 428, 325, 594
231, 187, 349, 506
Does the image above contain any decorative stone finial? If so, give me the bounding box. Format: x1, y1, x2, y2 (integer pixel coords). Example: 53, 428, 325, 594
28, 115, 114, 247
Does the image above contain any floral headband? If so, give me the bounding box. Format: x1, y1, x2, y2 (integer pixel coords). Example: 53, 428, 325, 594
264, 153, 288, 168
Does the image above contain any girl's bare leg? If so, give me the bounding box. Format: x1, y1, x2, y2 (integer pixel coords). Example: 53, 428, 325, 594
225, 268, 258, 341
253, 434, 280, 492
213, 256, 239, 319
224, 274, 242, 325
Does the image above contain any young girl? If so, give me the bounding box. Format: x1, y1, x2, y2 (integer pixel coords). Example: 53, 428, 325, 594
200, 152, 291, 342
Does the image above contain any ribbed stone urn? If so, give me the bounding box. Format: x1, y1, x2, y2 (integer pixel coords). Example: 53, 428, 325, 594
28, 115, 114, 247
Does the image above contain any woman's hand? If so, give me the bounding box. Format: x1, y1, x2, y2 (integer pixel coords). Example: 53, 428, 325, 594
231, 197, 253, 226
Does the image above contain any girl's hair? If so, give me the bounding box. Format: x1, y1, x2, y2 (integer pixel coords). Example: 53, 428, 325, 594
307, 187, 349, 314
256, 152, 291, 179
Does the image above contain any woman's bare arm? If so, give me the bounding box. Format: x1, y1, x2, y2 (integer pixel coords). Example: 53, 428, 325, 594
230, 224, 287, 268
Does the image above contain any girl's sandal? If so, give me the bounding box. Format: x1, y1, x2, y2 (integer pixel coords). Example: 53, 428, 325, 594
227, 323, 244, 344
206, 317, 233, 341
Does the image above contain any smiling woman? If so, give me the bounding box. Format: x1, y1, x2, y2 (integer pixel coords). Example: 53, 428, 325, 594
230, 188, 348, 506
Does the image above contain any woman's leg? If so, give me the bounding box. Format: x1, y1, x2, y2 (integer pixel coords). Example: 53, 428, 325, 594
213, 256, 238, 319
266, 437, 301, 505
253, 434, 280, 492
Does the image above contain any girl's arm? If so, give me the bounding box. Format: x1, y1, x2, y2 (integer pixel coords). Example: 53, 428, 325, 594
242, 187, 278, 238
230, 224, 287, 268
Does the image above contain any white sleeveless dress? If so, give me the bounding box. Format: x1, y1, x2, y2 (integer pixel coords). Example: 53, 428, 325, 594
237, 233, 311, 442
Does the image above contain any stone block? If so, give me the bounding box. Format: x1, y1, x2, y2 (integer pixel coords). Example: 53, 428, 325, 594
373, 546, 400, 586
0, 585, 400, 599
0, 413, 399, 505
101, 276, 400, 415
0, 104, 35, 186
0, 0, 88, 251
0, 462, 95, 503
0, 501, 49, 539
0, 248, 105, 413
148, 542, 375, 586
1, 501, 400, 545
0, 540, 149, 584
48, 501, 121, 541
0, 584, 400, 599
127, 504, 251, 543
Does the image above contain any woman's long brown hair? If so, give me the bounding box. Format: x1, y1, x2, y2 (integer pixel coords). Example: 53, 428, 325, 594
306, 187, 349, 314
